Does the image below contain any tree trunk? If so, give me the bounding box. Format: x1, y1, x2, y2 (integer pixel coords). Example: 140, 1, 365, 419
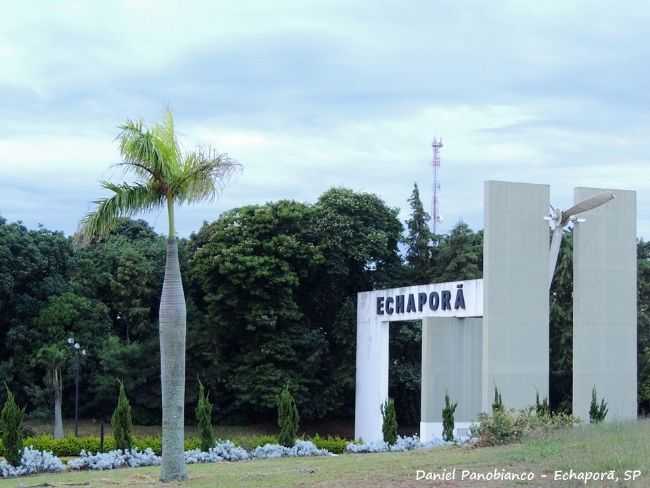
159, 238, 187, 482
53, 367, 64, 439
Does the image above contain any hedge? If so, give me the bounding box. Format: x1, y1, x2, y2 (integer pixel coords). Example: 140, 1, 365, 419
310, 434, 348, 454
1, 435, 197, 458
0, 433, 348, 458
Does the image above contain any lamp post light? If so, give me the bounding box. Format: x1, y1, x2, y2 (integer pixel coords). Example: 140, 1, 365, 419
67, 337, 86, 437
116, 312, 130, 344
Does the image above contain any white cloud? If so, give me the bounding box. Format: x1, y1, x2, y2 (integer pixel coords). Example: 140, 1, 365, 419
1, 0, 650, 238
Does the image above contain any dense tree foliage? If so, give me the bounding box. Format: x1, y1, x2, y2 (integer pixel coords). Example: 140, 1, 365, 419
187, 189, 402, 421
0, 220, 73, 410
0, 186, 649, 431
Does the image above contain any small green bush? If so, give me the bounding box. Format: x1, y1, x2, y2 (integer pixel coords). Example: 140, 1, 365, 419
381, 398, 398, 445
471, 408, 526, 446
111, 381, 133, 451
195, 380, 215, 451
589, 386, 608, 424
472, 406, 580, 447
535, 391, 550, 417
230, 434, 277, 451
0, 386, 25, 466
277, 384, 299, 448
492, 386, 504, 413
442, 392, 457, 442
524, 409, 580, 433
310, 434, 348, 454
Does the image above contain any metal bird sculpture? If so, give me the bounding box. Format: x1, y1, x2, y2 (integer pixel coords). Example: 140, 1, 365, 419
547, 192, 615, 289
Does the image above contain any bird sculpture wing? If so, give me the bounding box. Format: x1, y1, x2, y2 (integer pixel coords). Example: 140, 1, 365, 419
560, 192, 615, 226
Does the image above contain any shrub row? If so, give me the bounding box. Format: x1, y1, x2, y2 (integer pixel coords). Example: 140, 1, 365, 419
1, 435, 195, 458
309, 435, 348, 454
0, 433, 347, 458
471, 407, 580, 447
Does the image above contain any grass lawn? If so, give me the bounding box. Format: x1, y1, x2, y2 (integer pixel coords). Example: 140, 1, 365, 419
3, 421, 649, 487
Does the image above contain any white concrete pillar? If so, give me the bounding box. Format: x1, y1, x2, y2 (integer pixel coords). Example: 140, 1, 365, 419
573, 188, 637, 421
420, 317, 482, 441
354, 291, 389, 442
482, 181, 550, 412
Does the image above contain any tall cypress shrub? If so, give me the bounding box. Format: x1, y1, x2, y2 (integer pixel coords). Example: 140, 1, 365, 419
195, 380, 215, 451
0, 386, 25, 466
277, 384, 299, 448
492, 386, 504, 413
589, 386, 608, 424
381, 398, 398, 445
111, 381, 133, 451
442, 392, 458, 442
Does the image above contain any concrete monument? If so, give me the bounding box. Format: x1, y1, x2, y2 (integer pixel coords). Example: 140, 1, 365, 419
354, 181, 637, 442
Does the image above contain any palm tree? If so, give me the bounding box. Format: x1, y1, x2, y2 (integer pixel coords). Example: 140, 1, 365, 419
81, 111, 238, 481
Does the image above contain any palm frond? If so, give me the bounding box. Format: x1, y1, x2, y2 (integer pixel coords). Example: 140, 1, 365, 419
80, 181, 164, 240
172, 148, 240, 204
151, 110, 182, 177
116, 120, 167, 181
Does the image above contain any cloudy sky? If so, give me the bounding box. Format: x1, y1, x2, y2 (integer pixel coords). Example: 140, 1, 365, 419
1, 1, 649, 238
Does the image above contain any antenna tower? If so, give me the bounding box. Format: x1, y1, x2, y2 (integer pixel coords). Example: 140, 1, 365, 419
431, 138, 443, 234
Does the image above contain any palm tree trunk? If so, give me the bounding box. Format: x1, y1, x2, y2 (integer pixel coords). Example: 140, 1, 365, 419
159, 237, 187, 481
53, 367, 64, 439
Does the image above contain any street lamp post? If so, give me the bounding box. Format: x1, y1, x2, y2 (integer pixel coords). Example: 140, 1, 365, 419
67, 337, 86, 437
116, 312, 129, 344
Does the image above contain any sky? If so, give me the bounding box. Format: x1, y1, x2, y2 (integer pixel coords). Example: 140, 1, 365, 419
1, 1, 649, 238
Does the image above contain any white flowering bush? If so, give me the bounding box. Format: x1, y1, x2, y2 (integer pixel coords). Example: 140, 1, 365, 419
346, 435, 450, 454
212, 440, 250, 461
67, 448, 161, 470
184, 448, 222, 464
2, 435, 460, 477
346, 439, 389, 453
253, 440, 332, 459
185, 441, 249, 464
0, 447, 65, 477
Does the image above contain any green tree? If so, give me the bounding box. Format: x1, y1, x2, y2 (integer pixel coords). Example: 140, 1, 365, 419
74, 220, 165, 423
188, 201, 327, 421
32, 292, 111, 422
589, 386, 608, 424
388, 323, 421, 426
195, 380, 215, 452
0, 220, 73, 410
277, 384, 300, 448
381, 398, 398, 445
403, 183, 433, 284
81, 111, 238, 481
442, 392, 457, 442
0, 386, 25, 466
435, 222, 482, 282
492, 386, 503, 413
93, 336, 158, 424
34, 344, 68, 438
312, 189, 403, 415
188, 190, 403, 422
549, 232, 573, 412
112, 381, 133, 451
637, 239, 650, 415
